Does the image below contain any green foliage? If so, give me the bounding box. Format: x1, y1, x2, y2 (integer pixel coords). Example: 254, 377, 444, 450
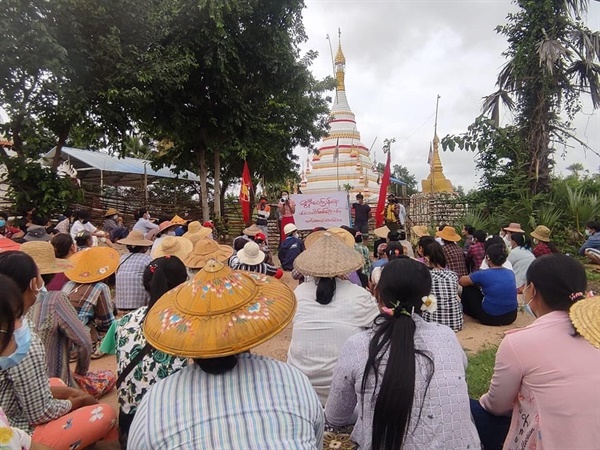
466, 346, 497, 399
376, 162, 419, 196
4, 159, 82, 217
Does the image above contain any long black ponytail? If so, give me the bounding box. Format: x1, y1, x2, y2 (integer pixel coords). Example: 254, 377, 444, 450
361, 257, 434, 450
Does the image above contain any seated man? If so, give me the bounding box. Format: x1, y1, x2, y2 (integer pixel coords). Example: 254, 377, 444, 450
278, 224, 304, 271
229, 241, 283, 278
579, 221, 600, 264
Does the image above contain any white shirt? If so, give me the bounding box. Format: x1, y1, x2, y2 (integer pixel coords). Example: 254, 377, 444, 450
398, 203, 407, 225
133, 218, 159, 235
70, 220, 97, 238
507, 246, 535, 288
287, 279, 380, 404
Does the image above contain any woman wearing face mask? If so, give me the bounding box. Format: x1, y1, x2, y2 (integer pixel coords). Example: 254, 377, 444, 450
277, 190, 296, 243
69, 210, 107, 244
254, 195, 271, 238
102, 208, 129, 242
0, 268, 118, 449
132, 208, 159, 237
471, 254, 600, 450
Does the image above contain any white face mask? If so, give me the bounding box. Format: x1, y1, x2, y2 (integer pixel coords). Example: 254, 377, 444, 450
585, 229, 592, 237
113, 215, 118, 220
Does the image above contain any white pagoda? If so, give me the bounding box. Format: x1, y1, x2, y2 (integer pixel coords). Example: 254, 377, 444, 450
301, 32, 379, 199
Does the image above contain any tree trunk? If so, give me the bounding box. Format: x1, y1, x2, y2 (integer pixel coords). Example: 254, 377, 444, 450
213, 149, 221, 219
51, 129, 70, 173
527, 91, 552, 194
198, 148, 210, 222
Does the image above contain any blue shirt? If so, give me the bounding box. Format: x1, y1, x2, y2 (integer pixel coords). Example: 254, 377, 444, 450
372, 258, 387, 269
129, 354, 324, 449
469, 268, 518, 315
578, 232, 600, 255
278, 236, 305, 271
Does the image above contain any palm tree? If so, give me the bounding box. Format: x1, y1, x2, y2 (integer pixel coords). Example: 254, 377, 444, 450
483, 0, 600, 194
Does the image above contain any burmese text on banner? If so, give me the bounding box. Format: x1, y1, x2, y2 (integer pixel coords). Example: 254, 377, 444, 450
290, 192, 350, 230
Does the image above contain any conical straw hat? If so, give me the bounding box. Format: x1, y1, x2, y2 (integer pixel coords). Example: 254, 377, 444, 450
21, 241, 73, 274
117, 230, 153, 247
151, 236, 193, 260
65, 247, 120, 283
294, 232, 363, 277
182, 221, 212, 244
142, 259, 296, 358
305, 227, 354, 249
171, 214, 190, 225
374, 225, 391, 239
569, 296, 600, 349
183, 238, 234, 269
243, 224, 262, 237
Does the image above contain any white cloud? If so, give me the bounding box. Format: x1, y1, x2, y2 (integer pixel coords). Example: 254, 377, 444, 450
298, 0, 600, 191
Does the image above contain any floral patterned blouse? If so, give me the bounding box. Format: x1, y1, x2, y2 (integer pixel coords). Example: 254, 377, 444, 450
0, 407, 30, 449
115, 307, 188, 415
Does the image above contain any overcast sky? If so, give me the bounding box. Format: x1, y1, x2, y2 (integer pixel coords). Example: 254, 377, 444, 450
298, 0, 600, 191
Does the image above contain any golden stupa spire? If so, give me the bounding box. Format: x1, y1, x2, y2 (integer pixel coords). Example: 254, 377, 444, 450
334, 28, 346, 91
421, 95, 454, 194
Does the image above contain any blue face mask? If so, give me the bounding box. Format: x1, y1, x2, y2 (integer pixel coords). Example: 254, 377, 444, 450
0, 321, 32, 370
0, 219, 6, 228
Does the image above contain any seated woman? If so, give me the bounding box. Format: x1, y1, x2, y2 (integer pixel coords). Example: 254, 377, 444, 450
102, 208, 129, 242
530, 225, 560, 258
62, 247, 119, 357
111, 256, 189, 445
471, 254, 599, 450
73, 230, 93, 252
229, 241, 283, 278
422, 241, 463, 331
0, 272, 117, 450
115, 231, 153, 313
507, 233, 535, 292
287, 232, 380, 404
325, 257, 480, 449
459, 244, 518, 326
48, 233, 76, 291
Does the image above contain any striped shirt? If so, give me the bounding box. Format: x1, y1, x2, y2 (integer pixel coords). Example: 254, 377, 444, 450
115, 253, 152, 310
129, 354, 324, 449
229, 254, 279, 277
62, 281, 114, 331
442, 242, 469, 278
26, 291, 92, 386
0, 331, 72, 432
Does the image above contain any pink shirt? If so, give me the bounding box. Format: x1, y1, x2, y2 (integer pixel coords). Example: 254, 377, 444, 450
480, 311, 600, 450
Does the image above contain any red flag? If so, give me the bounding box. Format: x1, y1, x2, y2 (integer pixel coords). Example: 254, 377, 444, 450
375, 151, 391, 227
240, 161, 252, 224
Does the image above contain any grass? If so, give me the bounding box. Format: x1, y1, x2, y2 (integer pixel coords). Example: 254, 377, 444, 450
466, 346, 497, 399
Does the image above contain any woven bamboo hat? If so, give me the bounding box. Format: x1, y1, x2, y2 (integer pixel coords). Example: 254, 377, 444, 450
294, 231, 363, 277
104, 208, 119, 217
117, 230, 153, 247
569, 296, 600, 349
530, 225, 551, 243
436, 226, 461, 242
411, 225, 430, 238
183, 238, 234, 269
374, 225, 391, 239
65, 247, 120, 283
182, 221, 212, 244
171, 214, 190, 225
151, 236, 193, 260
21, 241, 73, 274
142, 259, 296, 358
243, 224, 262, 237
305, 227, 354, 249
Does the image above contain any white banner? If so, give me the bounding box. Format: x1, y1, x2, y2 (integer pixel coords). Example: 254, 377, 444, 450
290, 192, 350, 230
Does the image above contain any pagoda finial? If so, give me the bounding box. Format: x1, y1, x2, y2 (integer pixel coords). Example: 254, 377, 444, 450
334, 28, 346, 91
334, 28, 346, 65
421, 95, 454, 194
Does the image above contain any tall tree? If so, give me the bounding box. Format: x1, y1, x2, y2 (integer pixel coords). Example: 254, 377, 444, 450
140, 0, 332, 221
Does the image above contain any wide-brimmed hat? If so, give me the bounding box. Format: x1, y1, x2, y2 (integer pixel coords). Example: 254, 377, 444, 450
117, 230, 153, 247
21, 241, 74, 274
142, 260, 296, 358
503, 222, 525, 233
157, 221, 178, 235
243, 224, 262, 237
0, 238, 20, 252
171, 215, 189, 225
182, 221, 212, 244
436, 226, 461, 242
569, 296, 600, 349
65, 247, 120, 283
305, 227, 354, 248
294, 231, 363, 277
412, 225, 430, 238
374, 225, 391, 239
104, 208, 119, 217
151, 236, 193, 260
23, 225, 51, 242
183, 238, 233, 269
530, 225, 551, 242
237, 241, 265, 265
283, 223, 297, 235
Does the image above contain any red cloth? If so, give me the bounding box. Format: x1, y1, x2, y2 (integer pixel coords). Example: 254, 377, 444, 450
533, 242, 552, 258
239, 161, 252, 224
375, 152, 391, 227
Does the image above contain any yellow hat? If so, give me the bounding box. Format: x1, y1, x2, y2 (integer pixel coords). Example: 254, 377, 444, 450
294, 232, 363, 277
116, 230, 153, 247
183, 238, 234, 269
171, 214, 190, 225
569, 296, 600, 349
182, 221, 212, 244
411, 225, 430, 238
142, 260, 296, 358
104, 208, 119, 217
530, 225, 551, 243
435, 226, 461, 242
305, 227, 354, 248
65, 247, 120, 283
151, 236, 193, 260
20, 241, 73, 275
